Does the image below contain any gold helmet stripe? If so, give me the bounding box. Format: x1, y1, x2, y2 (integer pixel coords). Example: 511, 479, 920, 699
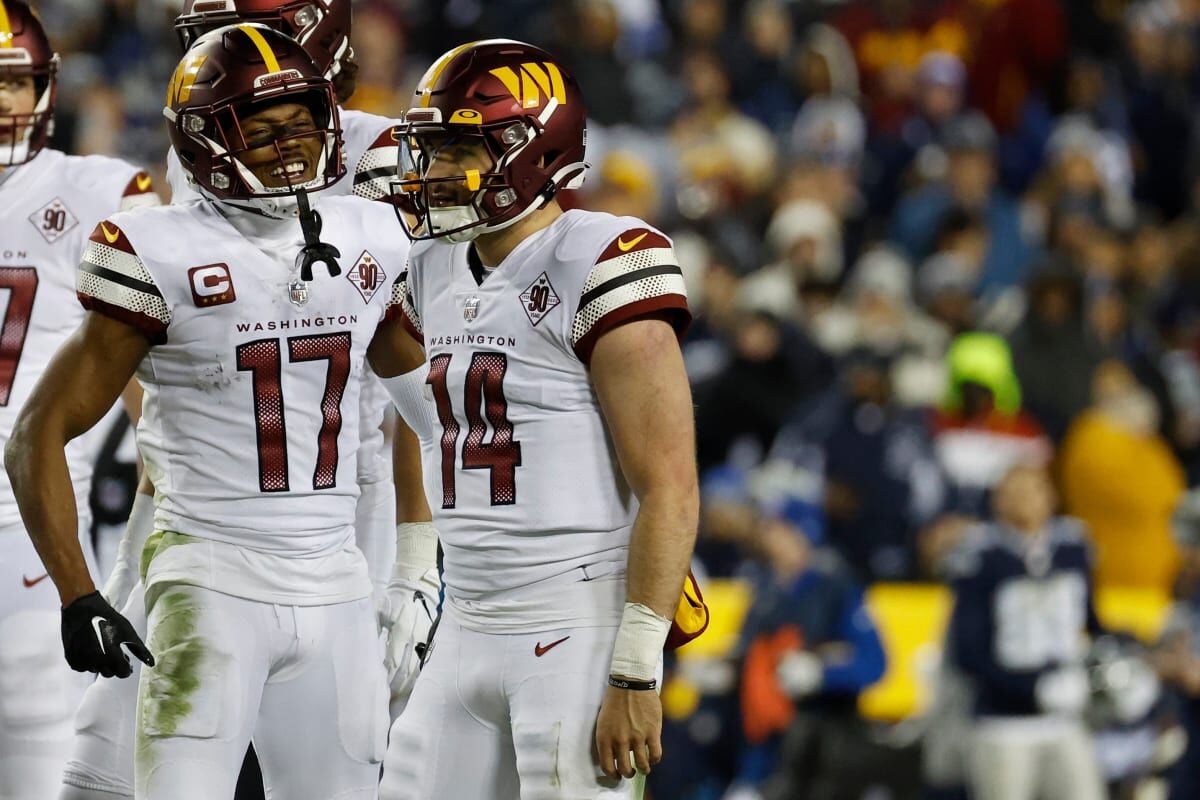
238, 24, 281, 74
417, 41, 479, 108
0, 2, 13, 49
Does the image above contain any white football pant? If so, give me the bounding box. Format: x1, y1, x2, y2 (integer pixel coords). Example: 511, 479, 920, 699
62, 478, 399, 799
380, 611, 644, 800
63, 584, 386, 800
0, 527, 98, 800
968, 717, 1106, 800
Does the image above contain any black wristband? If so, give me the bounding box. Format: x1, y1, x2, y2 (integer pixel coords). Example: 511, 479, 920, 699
608, 675, 657, 691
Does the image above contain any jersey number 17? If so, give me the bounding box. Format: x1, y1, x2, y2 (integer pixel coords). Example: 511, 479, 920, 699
237, 332, 351, 493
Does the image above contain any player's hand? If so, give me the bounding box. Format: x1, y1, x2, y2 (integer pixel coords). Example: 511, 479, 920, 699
376, 567, 440, 697
595, 682, 663, 780
61, 591, 154, 678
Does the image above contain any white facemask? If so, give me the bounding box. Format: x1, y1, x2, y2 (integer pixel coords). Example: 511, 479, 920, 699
428, 204, 485, 243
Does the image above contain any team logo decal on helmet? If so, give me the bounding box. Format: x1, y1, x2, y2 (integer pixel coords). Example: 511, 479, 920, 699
175, 0, 351, 80
0, 0, 59, 165
390, 39, 589, 243
162, 23, 344, 202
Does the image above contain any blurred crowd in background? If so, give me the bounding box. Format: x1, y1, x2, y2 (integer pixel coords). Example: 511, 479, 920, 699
33, 0, 1200, 798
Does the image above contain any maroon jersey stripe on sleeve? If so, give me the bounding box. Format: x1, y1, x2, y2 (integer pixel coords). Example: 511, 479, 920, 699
77, 294, 168, 345
572, 295, 690, 366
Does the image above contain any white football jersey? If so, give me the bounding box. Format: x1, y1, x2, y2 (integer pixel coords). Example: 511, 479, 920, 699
401, 210, 690, 615
76, 196, 409, 603
167, 109, 401, 485
0, 149, 158, 533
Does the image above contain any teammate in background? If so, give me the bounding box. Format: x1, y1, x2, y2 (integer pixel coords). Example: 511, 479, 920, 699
74, 2, 435, 796
0, 2, 159, 796
364, 40, 705, 799
946, 463, 1106, 800
6, 25, 431, 799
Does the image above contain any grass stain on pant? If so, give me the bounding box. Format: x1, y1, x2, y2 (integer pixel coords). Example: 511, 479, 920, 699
136, 586, 207, 778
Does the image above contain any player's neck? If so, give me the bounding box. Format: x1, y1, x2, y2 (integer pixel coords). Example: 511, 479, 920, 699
473, 202, 563, 268
217, 200, 300, 245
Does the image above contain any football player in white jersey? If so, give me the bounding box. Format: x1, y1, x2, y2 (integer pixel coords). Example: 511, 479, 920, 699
68, 2, 435, 797
362, 40, 707, 799
5, 25, 433, 800
0, 2, 160, 796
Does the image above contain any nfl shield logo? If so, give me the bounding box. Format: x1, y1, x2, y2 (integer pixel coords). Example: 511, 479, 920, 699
463, 296, 480, 322
288, 279, 310, 307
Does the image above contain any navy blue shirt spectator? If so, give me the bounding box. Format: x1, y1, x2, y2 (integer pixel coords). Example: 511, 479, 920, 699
889, 113, 1034, 291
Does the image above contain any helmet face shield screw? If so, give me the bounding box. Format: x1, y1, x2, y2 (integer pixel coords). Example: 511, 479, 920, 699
501, 124, 524, 145
183, 114, 206, 134
294, 5, 317, 28
495, 189, 517, 207
212, 172, 231, 190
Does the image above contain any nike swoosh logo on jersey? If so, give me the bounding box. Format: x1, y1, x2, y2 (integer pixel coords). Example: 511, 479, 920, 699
617, 232, 648, 252
534, 636, 570, 657
90, 616, 108, 655
100, 222, 120, 244
21, 573, 48, 588
136, 173, 152, 192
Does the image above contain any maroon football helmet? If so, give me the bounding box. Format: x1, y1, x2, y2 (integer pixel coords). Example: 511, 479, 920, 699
392, 39, 589, 242
0, 0, 58, 165
164, 23, 343, 203
175, 0, 351, 80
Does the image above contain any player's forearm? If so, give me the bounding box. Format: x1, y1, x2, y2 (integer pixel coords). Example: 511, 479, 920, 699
624, 484, 699, 619
608, 482, 698, 683
5, 421, 94, 605
393, 416, 431, 523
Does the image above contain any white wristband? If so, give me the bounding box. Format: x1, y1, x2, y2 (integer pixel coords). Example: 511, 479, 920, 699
609, 602, 671, 681
393, 521, 438, 582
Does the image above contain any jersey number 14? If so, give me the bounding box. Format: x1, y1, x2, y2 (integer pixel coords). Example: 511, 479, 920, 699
427, 351, 522, 508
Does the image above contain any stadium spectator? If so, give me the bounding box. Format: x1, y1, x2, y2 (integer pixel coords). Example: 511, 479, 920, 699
557, 0, 636, 127
694, 307, 832, 471
768, 347, 945, 581
732, 518, 886, 799
1008, 258, 1105, 441
671, 48, 777, 221
1156, 491, 1200, 799
1060, 361, 1185, 592
736, 199, 843, 324
805, 246, 947, 406
890, 112, 1034, 292
932, 333, 1050, 516
863, 50, 967, 216
947, 463, 1107, 800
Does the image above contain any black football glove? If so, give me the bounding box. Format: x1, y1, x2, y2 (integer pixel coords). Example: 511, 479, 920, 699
61, 591, 155, 678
